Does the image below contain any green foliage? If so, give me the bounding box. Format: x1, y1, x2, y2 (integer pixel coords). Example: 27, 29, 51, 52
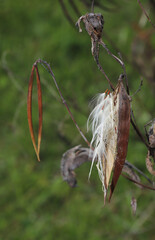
0, 0, 155, 239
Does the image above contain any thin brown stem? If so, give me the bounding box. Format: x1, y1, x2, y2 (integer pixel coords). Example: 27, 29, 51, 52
137, 0, 155, 29
35, 59, 92, 149
122, 173, 155, 190
69, 0, 81, 16
131, 78, 143, 98
99, 40, 130, 92
118, 52, 130, 95
59, 0, 75, 27
102, 32, 153, 87
130, 112, 150, 149
96, 61, 115, 91
99, 39, 124, 68
125, 160, 153, 184
91, 0, 95, 12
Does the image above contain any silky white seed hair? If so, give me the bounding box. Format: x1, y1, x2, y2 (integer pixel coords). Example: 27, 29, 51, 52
87, 92, 119, 197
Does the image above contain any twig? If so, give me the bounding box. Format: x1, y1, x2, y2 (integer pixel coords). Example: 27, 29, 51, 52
59, 0, 75, 27
69, 0, 81, 17
137, 0, 155, 29
131, 111, 150, 149
83, 0, 118, 12
103, 31, 152, 87
144, 119, 155, 131
125, 160, 153, 184
96, 61, 115, 91
122, 173, 155, 190
131, 78, 143, 98
99, 40, 124, 68
35, 59, 92, 148
91, 0, 95, 12
95, 47, 128, 93
118, 52, 130, 95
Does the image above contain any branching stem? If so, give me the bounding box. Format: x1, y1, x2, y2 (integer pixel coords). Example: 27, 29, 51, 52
34, 59, 92, 149
137, 0, 155, 29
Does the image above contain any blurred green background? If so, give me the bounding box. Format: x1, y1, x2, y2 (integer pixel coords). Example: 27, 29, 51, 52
0, 0, 155, 239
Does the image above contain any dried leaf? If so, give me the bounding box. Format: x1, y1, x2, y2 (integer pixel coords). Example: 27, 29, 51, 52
61, 145, 93, 187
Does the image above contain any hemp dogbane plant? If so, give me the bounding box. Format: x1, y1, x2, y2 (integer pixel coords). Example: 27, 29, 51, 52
27, 10, 155, 202
27, 60, 155, 203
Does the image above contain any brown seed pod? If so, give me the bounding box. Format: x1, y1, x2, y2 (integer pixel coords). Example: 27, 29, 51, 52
76, 13, 104, 40
109, 76, 130, 201
27, 64, 42, 162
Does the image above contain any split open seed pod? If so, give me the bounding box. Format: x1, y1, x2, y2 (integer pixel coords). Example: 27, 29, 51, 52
88, 74, 130, 201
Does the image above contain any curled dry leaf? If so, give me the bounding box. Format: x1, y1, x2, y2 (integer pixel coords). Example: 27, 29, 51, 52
61, 145, 93, 187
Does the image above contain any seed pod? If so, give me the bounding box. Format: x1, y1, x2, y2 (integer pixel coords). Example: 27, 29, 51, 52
109, 76, 130, 201
76, 13, 104, 40
88, 74, 130, 201
27, 64, 42, 162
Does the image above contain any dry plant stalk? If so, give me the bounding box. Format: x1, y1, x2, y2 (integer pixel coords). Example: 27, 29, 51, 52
137, 0, 155, 29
